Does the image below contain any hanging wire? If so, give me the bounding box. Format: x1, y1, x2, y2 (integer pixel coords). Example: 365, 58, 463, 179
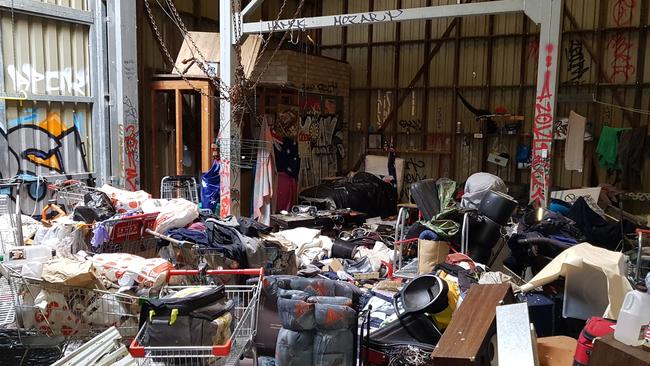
593, 99, 650, 116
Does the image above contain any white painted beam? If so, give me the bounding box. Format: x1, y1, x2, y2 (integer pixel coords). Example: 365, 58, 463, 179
529, 0, 562, 208
241, 0, 264, 18
242, 0, 524, 34
219, 0, 241, 217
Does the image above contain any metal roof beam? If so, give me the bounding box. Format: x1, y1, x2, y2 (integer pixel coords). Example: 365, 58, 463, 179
241, 0, 264, 18
0, 0, 94, 25
242, 0, 524, 34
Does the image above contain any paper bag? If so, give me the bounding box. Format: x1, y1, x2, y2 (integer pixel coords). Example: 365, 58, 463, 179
41, 258, 105, 290
418, 239, 450, 275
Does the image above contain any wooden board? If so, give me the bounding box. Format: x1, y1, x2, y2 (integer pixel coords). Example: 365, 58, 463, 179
432, 284, 514, 366
173, 32, 262, 78
590, 333, 650, 366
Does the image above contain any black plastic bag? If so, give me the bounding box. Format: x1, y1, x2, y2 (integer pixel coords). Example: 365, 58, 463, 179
84, 191, 116, 221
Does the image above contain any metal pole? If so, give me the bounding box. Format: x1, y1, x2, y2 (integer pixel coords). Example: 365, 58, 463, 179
526, 0, 562, 208
89, 0, 112, 186
107, 0, 140, 190
219, 0, 241, 217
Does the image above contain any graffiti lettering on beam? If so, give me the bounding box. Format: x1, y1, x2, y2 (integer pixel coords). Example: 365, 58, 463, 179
333, 10, 403, 26
530, 44, 555, 208
566, 40, 589, 83
300, 82, 338, 94
608, 32, 636, 83
7, 65, 87, 95
267, 18, 307, 31
122, 96, 140, 190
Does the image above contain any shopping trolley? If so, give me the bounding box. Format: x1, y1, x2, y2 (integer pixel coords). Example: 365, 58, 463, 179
0, 264, 141, 346
160, 176, 199, 204
50, 180, 98, 211
92, 212, 160, 258
0, 192, 23, 248
146, 229, 240, 284
129, 268, 264, 366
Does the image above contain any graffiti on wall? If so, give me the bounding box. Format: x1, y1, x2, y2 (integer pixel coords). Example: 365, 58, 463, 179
0, 110, 88, 178
566, 39, 590, 83
530, 44, 555, 207
609, 0, 637, 83
123, 96, 140, 190
402, 157, 426, 201
299, 96, 345, 188
7, 64, 87, 95
1, 110, 88, 211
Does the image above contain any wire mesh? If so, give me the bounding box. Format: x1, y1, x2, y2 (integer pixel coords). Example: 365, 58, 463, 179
51, 181, 98, 211
0, 194, 21, 250
0, 264, 140, 344
160, 176, 199, 203
216, 138, 272, 169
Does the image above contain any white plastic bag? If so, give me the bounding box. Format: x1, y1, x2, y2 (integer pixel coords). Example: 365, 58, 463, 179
153, 198, 198, 233
99, 184, 151, 212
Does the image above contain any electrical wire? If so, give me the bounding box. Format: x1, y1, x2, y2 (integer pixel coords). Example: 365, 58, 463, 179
593, 99, 650, 116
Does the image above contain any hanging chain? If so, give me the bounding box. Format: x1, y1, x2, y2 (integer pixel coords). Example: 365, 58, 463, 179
250, 0, 306, 89
161, 0, 231, 95
143, 0, 229, 101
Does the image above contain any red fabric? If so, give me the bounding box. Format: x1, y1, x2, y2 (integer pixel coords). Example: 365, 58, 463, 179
276, 172, 297, 212
574, 317, 615, 366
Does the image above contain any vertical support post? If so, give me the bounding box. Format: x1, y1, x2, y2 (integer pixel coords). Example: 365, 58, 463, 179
219, 0, 241, 217
175, 90, 184, 175
89, 0, 112, 186
527, 0, 562, 208
107, 0, 140, 190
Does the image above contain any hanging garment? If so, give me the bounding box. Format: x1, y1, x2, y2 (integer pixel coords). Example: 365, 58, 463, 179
254, 120, 275, 225
618, 126, 647, 189
201, 160, 220, 212
596, 126, 629, 170
276, 173, 298, 212
565, 111, 586, 172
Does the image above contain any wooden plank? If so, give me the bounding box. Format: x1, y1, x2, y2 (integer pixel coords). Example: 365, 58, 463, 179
432, 284, 514, 365
151, 91, 160, 197
175, 90, 184, 175
201, 86, 213, 173
590, 333, 650, 366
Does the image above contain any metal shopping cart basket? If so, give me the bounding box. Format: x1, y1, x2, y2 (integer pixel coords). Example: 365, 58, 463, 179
0, 263, 141, 346
93, 212, 160, 258
160, 176, 199, 204
51, 180, 98, 211
129, 268, 264, 366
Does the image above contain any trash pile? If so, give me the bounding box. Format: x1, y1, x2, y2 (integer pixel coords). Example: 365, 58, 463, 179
0, 172, 648, 365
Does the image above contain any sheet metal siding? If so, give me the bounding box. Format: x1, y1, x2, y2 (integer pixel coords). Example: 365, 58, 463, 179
0, 9, 92, 179
317, 0, 650, 193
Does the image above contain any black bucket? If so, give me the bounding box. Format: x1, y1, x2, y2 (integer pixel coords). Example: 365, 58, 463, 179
331, 239, 359, 259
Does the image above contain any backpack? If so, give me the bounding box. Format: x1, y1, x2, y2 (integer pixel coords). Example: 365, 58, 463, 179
573, 317, 615, 366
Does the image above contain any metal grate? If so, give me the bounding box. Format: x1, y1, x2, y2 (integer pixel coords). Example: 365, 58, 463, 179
216, 138, 272, 169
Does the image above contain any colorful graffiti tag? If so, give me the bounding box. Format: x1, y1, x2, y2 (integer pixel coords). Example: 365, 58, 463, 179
0, 111, 88, 178
0, 110, 88, 212
530, 44, 555, 207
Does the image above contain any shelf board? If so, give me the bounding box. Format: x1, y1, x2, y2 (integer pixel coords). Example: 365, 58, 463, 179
367, 149, 452, 155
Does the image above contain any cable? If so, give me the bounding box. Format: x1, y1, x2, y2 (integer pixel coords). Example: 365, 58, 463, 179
593, 99, 650, 116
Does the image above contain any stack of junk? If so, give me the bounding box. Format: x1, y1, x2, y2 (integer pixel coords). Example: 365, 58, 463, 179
0, 170, 647, 366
